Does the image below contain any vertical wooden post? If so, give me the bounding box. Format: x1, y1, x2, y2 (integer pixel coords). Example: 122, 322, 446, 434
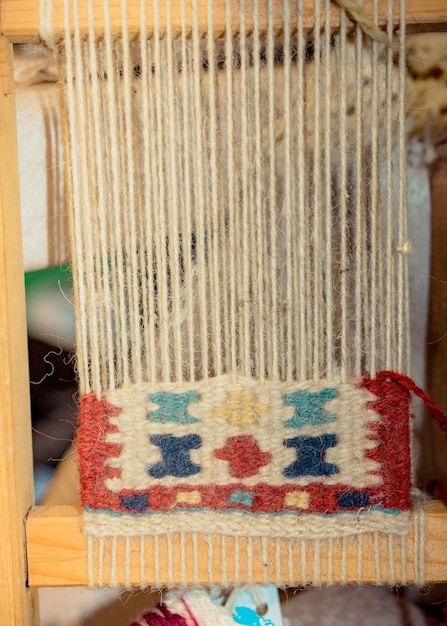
422, 159, 447, 486
0, 36, 39, 624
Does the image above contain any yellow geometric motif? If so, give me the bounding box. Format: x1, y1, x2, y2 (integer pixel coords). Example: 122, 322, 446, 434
284, 491, 311, 510
211, 389, 269, 426
175, 491, 202, 505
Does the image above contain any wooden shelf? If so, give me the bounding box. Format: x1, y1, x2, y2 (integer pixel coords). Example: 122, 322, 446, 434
1, 0, 447, 43
27, 500, 447, 587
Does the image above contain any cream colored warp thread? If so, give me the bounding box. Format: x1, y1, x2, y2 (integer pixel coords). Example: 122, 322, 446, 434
139, 535, 147, 588
323, 0, 334, 380
125, 536, 131, 588
233, 536, 241, 586
267, 0, 280, 381
413, 498, 426, 586
388, 534, 396, 586
336, 9, 349, 379
296, 0, 307, 381
356, 535, 363, 584
275, 538, 282, 586
253, 0, 267, 382
180, 532, 187, 586
207, 533, 214, 586
84, 521, 427, 587
47, 0, 410, 393
139, 0, 156, 383
368, 5, 380, 376
312, 0, 322, 380
220, 535, 229, 587
87, 535, 95, 588
192, 533, 200, 585
282, 0, 293, 382
153, 535, 161, 588
353, 16, 364, 374
385, 0, 395, 368
397, 0, 410, 374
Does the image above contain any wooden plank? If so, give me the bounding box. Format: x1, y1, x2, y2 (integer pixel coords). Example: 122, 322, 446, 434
0, 36, 39, 624
1, 0, 447, 43
27, 501, 447, 587
420, 159, 447, 486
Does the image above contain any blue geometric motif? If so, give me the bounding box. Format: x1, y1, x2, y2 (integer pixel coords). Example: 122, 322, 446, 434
229, 489, 255, 507
148, 391, 200, 424
338, 491, 370, 508
284, 388, 338, 428
120, 493, 149, 512
283, 434, 339, 477
149, 434, 202, 478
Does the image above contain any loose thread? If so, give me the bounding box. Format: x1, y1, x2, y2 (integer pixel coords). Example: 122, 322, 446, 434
376, 371, 447, 440
332, 0, 391, 46
180, 597, 201, 626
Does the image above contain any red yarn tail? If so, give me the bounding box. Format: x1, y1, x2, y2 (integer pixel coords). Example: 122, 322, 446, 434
376, 371, 447, 441
376, 370, 447, 505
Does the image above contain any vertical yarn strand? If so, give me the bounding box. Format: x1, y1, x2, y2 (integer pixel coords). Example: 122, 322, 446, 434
283, 0, 294, 382
62, 0, 90, 394
385, 0, 395, 370
336, 7, 349, 381
192, 0, 210, 381
354, 18, 364, 376
164, 0, 184, 383
296, 0, 307, 380
179, 1, 197, 382
139, 2, 157, 384
267, 0, 279, 380
397, 0, 409, 373
206, 0, 224, 378
152, 0, 171, 383
252, 0, 266, 381
312, 0, 322, 381
323, 0, 333, 379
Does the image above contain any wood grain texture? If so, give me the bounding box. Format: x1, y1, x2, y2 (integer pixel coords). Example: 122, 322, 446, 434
0, 0, 446, 43
0, 35, 39, 624
421, 159, 447, 486
27, 501, 447, 587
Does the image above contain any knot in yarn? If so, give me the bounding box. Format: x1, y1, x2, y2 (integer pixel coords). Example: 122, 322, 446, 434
332, 0, 392, 46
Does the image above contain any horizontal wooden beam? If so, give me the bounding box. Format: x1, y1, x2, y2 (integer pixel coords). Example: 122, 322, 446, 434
1, 0, 447, 43
26, 500, 447, 587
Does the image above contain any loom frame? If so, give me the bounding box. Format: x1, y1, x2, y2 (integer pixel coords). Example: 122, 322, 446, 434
0, 1, 447, 623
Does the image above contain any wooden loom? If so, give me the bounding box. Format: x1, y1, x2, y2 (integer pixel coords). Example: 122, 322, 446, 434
1, 1, 447, 623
